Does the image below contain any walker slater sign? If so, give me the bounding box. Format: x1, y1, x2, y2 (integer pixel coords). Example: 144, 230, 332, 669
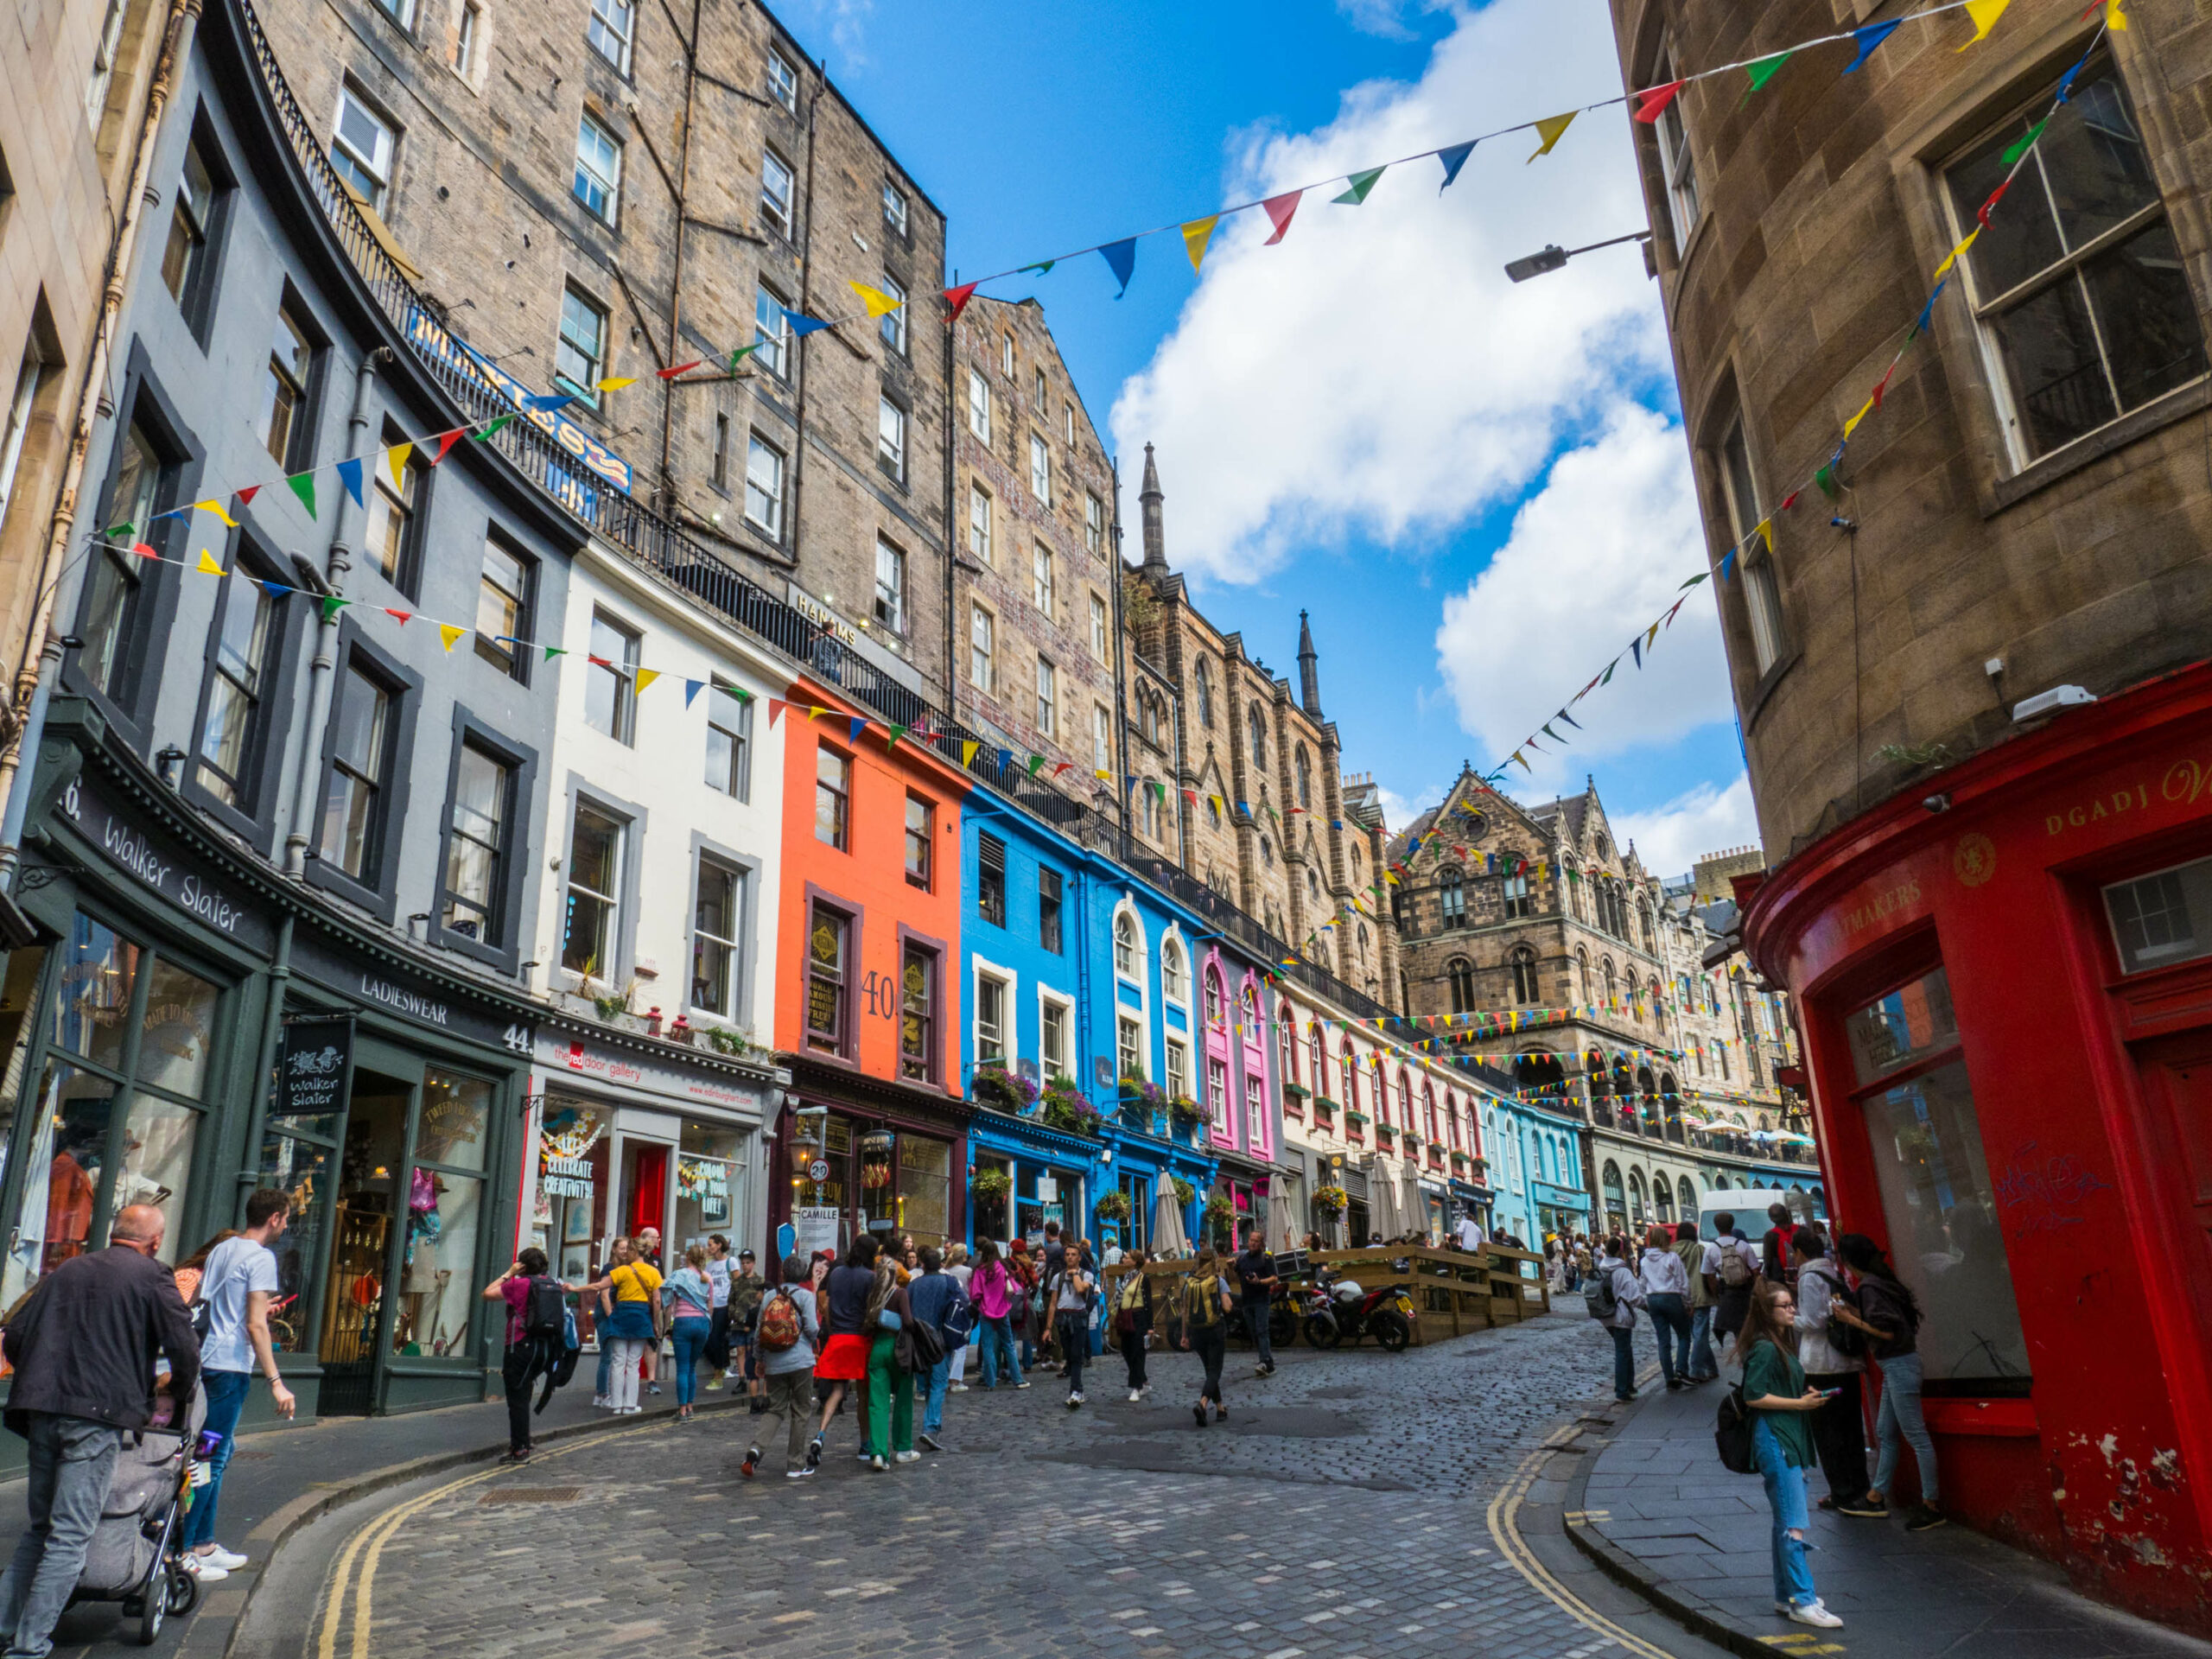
56, 774, 275, 952
277, 1015, 355, 1121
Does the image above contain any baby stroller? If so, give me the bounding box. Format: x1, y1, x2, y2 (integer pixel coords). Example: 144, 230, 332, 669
71, 1380, 206, 1644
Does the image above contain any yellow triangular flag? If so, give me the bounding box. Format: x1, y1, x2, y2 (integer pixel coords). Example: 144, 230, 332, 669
1528, 111, 1577, 162
849, 281, 904, 318
195, 550, 224, 575
385, 442, 413, 490
1842, 396, 1877, 438
2107, 0, 2127, 27
961, 739, 980, 766
194, 499, 238, 528
1933, 228, 1980, 279
1957, 0, 2010, 49
1756, 518, 1774, 554
1181, 215, 1219, 272
596, 377, 637, 391
438, 623, 467, 652
634, 669, 660, 694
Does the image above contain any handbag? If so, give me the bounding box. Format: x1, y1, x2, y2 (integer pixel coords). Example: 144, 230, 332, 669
896, 1315, 945, 1374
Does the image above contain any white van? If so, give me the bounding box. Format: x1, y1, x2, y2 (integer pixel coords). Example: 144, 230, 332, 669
1697, 1187, 1821, 1243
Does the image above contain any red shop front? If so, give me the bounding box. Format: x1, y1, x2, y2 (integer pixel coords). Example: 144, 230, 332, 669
1743, 661, 2212, 1636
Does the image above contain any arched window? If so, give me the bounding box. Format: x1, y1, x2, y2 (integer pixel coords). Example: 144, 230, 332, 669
1719, 1042, 1731, 1081
1602, 958, 1618, 1006
1601, 1160, 1625, 1215
1294, 745, 1312, 809
1567, 857, 1586, 921
1446, 1093, 1461, 1149
1140, 690, 1163, 746
1279, 1001, 1297, 1085
1677, 1175, 1697, 1216
1398, 1071, 1413, 1131
1654, 1176, 1674, 1221
1510, 946, 1540, 1006
1357, 922, 1369, 950
1637, 898, 1654, 952
1627, 1168, 1648, 1223
1371, 1054, 1389, 1122
1142, 785, 1162, 838
1195, 658, 1214, 728
1574, 946, 1590, 1003
1447, 957, 1476, 1014
1247, 702, 1268, 769
1342, 1043, 1359, 1112
1440, 868, 1465, 929
1626, 968, 1640, 1011
1423, 1085, 1438, 1144
1204, 965, 1224, 1025
1114, 909, 1139, 976
1240, 983, 1260, 1028
1260, 836, 1274, 867
1161, 933, 1188, 1004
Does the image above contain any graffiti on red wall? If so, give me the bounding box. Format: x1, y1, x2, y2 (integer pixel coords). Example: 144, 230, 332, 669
1994, 1141, 2112, 1235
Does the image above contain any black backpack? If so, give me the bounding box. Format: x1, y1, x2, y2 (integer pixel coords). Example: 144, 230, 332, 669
523, 1275, 567, 1341
1714, 1382, 1755, 1474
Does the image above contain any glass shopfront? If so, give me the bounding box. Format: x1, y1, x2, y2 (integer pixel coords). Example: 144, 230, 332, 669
789, 1112, 957, 1255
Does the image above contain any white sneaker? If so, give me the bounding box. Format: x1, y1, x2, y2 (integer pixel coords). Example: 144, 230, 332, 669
203, 1546, 249, 1572
183, 1557, 228, 1583
949, 1382, 969, 1392
1128, 1389, 1142, 1402
1785, 1600, 1843, 1629
894, 1449, 921, 1464
593, 1396, 611, 1408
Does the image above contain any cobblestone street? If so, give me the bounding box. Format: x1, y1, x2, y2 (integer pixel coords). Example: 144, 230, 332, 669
270, 1313, 1719, 1659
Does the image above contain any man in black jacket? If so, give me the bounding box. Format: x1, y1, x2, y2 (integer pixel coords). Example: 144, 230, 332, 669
0, 1204, 199, 1659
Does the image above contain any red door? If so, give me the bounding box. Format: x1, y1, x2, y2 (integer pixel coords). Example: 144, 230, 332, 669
2133, 1032, 2212, 1363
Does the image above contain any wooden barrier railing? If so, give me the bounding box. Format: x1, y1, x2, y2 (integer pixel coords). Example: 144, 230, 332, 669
1099, 1243, 1548, 1348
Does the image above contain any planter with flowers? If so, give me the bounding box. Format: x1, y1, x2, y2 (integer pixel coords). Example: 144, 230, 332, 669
1202, 1195, 1236, 1243
1119, 1075, 1167, 1128
1040, 1077, 1103, 1137
1312, 1185, 1349, 1219
1374, 1122, 1396, 1150
1345, 1110, 1369, 1140
971, 1065, 1039, 1116
1093, 1189, 1132, 1224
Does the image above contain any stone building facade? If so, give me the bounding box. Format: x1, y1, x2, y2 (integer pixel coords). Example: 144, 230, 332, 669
253, 0, 954, 702
1119, 448, 1395, 1007
950, 296, 1119, 790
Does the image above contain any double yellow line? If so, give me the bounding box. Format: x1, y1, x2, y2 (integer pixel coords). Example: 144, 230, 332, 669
314, 1418, 674, 1659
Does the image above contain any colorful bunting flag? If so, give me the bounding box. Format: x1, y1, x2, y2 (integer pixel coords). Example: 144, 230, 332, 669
1436, 141, 1475, 189
595, 378, 636, 391
433, 429, 466, 465
287, 474, 317, 518
439, 624, 467, 652
1933, 228, 1980, 279
658, 361, 702, 379
474, 414, 514, 439
961, 739, 979, 766
1743, 53, 1794, 98
1631, 81, 1684, 123
683, 680, 704, 707
849, 281, 905, 317
385, 607, 411, 625
887, 722, 907, 749
1957, 0, 2010, 49
1261, 191, 1302, 245
1841, 21, 1899, 74
945, 282, 978, 323
1181, 215, 1219, 272
785, 311, 833, 337
194, 550, 224, 575
544, 645, 567, 661
1332, 168, 1385, 205
320, 594, 349, 624
1528, 111, 1577, 162
848, 715, 868, 744
1019, 260, 1056, 276
1098, 238, 1137, 298
522, 393, 575, 412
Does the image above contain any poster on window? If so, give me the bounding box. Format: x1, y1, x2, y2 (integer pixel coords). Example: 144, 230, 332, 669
791, 1205, 841, 1264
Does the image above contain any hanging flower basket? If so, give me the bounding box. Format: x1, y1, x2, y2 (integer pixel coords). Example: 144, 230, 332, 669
970, 1167, 1012, 1203
1168, 1095, 1204, 1127
1202, 1195, 1236, 1236
1041, 1081, 1103, 1137
1281, 1082, 1311, 1101
971, 1065, 1039, 1115
1172, 1176, 1197, 1205
1312, 1185, 1349, 1217
1094, 1190, 1132, 1224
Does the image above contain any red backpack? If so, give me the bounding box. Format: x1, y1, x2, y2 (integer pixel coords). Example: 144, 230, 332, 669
757, 1287, 803, 1352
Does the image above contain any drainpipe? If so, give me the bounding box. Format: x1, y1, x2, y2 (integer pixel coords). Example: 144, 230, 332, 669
0, 0, 203, 892
652, 0, 702, 512
785, 76, 826, 598
237, 913, 294, 1216
280, 347, 385, 874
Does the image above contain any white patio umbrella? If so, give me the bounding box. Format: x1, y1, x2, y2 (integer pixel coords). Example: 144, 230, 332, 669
1368, 1167, 1402, 1243
1150, 1184, 1191, 1257
1265, 1179, 1298, 1253
1401, 1166, 1428, 1242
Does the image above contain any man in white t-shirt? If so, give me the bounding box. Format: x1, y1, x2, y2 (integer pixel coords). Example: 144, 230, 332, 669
1453, 1212, 1487, 1256
702, 1235, 734, 1390
182, 1188, 296, 1582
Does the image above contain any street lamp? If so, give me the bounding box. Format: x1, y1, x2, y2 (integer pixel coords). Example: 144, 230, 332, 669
1503, 230, 1652, 283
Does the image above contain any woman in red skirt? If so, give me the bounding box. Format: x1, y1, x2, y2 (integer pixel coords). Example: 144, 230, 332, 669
807, 1232, 881, 1471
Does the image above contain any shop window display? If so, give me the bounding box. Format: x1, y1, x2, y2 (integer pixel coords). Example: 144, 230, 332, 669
533, 1101, 609, 1284
896, 1134, 950, 1249
395, 1069, 491, 1357
677, 1118, 742, 1250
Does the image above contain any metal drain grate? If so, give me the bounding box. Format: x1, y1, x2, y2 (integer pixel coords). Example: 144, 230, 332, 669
479, 1486, 582, 1504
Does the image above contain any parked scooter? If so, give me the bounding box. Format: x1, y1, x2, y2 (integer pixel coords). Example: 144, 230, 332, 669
1300, 1266, 1414, 1352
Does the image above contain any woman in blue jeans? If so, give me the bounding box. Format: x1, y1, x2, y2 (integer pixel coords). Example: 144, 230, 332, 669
1737, 1280, 1843, 1630
661, 1245, 715, 1419
1836, 1234, 1943, 1531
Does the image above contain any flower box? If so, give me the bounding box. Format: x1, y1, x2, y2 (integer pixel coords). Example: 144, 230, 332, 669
1281, 1082, 1311, 1100
971, 1065, 1038, 1115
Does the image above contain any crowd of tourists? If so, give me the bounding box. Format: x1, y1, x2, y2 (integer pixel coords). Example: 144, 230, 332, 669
1576, 1201, 1941, 1634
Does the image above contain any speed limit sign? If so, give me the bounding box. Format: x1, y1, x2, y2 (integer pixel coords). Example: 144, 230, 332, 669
808, 1159, 830, 1183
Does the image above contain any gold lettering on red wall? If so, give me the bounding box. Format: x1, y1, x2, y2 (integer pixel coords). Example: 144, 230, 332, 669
2045, 781, 2154, 838
1841, 876, 1924, 938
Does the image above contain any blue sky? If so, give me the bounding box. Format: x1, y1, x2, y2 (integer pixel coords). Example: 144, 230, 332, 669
782, 0, 1756, 874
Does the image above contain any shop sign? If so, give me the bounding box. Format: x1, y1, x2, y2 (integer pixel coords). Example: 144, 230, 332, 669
56, 774, 274, 952
277, 1014, 353, 1119
791, 1205, 841, 1262
563, 1042, 645, 1085
534, 1031, 766, 1116
290, 929, 521, 1050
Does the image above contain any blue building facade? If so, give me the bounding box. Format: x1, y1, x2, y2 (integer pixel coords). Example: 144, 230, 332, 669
1481, 1096, 1591, 1244
958, 791, 1216, 1255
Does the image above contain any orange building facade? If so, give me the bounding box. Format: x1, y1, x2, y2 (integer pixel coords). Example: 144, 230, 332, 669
770, 677, 972, 1270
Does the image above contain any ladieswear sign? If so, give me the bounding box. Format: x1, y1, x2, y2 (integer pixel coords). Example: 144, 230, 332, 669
404, 306, 633, 496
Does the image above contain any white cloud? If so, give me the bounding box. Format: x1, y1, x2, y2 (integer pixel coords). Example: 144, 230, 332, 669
1374, 779, 1443, 836
1110, 0, 1662, 583
1611, 774, 1761, 881
1433, 403, 1727, 787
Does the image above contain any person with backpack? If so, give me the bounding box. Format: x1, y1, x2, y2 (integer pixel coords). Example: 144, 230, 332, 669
659, 1245, 716, 1421
181, 1189, 296, 1580
1179, 1246, 1236, 1426
1789, 1228, 1880, 1516
1833, 1233, 1943, 1530
1046, 1243, 1095, 1407
1007, 1241, 1041, 1370
1586, 1235, 1646, 1402
1734, 1278, 1844, 1630
905, 1247, 964, 1449
1673, 1221, 1719, 1382
1112, 1249, 1154, 1402
1638, 1225, 1693, 1390
969, 1240, 1028, 1391
741, 1255, 820, 1479
486, 1246, 575, 1460
1708, 1211, 1761, 1345
943, 1243, 975, 1392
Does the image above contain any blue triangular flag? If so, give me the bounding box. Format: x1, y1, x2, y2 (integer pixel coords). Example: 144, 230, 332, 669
1630, 638, 1643, 669
1437, 141, 1476, 191
1557, 707, 1582, 729
849, 715, 868, 745
683, 679, 704, 707
523, 392, 575, 412
784, 308, 832, 337
334, 457, 364, 507
1841, 20, 1899, 74
259, 581, 291, 600
1098, 238, 1136, 299
1719, 549, 1737, 581
997, 747, 1014, 772
2057, 49, 2092, 103
1910, 277, 1948, 339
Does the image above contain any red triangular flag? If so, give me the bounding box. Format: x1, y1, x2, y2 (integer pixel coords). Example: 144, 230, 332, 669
1779, 489, 1801, 512
432, 429, 467, 465
1632, 81, 1685, 123
1262, 191, 1302, 245
235, 486, 261, 507
768, 698, 785, 724
1872, 362, 1898, 408
945, 282, 978, 324
588, 654, 613, 668
658, 360, 702, 379
385, 608, 412, 624
131, 542, 159, 561
1977, 180, 2011, 226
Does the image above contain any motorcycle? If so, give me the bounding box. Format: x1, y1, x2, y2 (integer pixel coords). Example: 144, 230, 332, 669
1300, 1268, 1414, 1352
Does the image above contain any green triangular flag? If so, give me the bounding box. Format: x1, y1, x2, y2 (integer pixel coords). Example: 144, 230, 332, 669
543, 645, 569, 661
1601, 658, 1619, 685
719, 683, 753, 704
1027, 753, 1046, 777
105, 522, 134, 540
287, 474, 316, 518
1742, 52, 1794, 99
887, 723, 908, 750
1332, 168, 1385, 205
1999, 119, 2049, 167
474, 414, 516, 439
1815, 463, 1840, 499
1020, 260, 1055, 276
320, 594, 350, 624
728, 343, 761, 371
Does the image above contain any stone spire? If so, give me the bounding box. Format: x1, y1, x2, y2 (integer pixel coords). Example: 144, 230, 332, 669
1298, 609, 1323, 718
1140, 442, 1166, 571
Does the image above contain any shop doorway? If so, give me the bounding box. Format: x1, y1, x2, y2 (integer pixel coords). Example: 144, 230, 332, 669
320, 1069, 412, 1415
2132, 1030, 2212, 1367
616, 1134, 673, 1270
